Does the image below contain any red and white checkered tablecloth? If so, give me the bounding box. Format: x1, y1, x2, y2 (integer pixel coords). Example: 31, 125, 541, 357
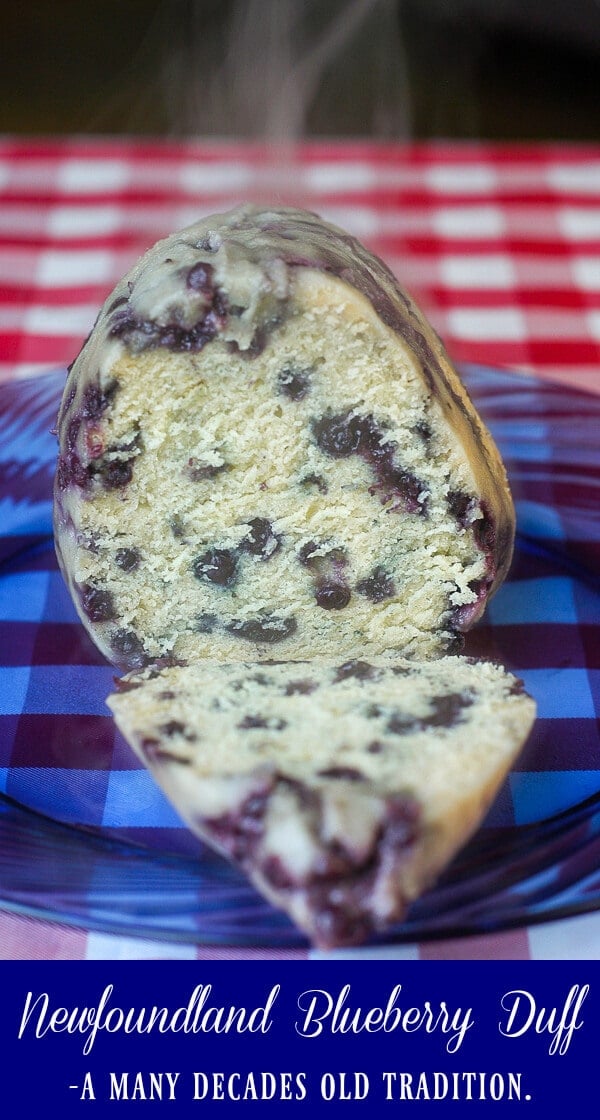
0, 137, 599, 960
2, 138, 599, 392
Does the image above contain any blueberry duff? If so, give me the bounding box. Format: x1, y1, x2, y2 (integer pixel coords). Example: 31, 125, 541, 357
108, 657, 536, 949
53, 205, 515, 670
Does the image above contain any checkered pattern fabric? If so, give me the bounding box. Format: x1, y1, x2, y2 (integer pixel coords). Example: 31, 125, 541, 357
0, 139, 599, 959
1, 139, 599, 390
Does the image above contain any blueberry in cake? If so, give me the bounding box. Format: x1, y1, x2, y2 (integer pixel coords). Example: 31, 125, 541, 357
108, 658, 536, 949
53, 205, 515, 670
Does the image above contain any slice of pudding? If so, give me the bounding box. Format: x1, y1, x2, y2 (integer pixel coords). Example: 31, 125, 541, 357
54, 205, 514, 670
108, 657, 535, 948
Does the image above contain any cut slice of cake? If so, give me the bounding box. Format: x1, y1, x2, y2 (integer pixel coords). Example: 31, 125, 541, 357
108, 657, 535, 949
54, 205, 515, 670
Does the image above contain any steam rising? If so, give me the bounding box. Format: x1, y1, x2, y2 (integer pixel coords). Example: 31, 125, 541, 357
158, 0, 412, 205
197, 0, 411, 142
94, 1, 419, 286
111, 0, 410, 147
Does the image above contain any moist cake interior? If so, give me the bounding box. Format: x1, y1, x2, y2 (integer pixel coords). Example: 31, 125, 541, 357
109, 657, 536, 948
72, 272, 491, 666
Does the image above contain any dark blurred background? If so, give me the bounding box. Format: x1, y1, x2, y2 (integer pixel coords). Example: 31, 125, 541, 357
2, 0, 599, 139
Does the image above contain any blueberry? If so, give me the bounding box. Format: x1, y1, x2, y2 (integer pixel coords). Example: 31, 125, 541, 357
226, 615, 297, 644
244, 326, 268, 358
356, 566, 396, 603
240, 518, 281, 559
386, 712, 418, 734
186, 458, 227, 482
334, 660, 377, 682
315, 584, 351, 610
367, 740, 384, 754
187, 261, 215, 296
195, 613, 218, 633
115, 547, 141, 572
298, 540, 320, 567
285, 679, 317, 696
473, 506, 495, 551
413, 420, 432, 442
260, 857, 295, 890
108, 308, 137, 338
77, 531, 99, 553
159, 720, 186, 737
313, 410, 428, 514
365, 704, 384, 719
192, 548, 238, 588
353, 414, 383, 457
447, 490, 476, 527
205, 783, 274, 861
66, 415, 82, 451
425, 693, 473, 728
277, 364, 312, 401
79, 584, 117, 623
110, 628, 149, 669
238, 715, 287, 731
238, 715, 269, 729
312, 412, 364, 457
56, 450, 89, 491
298, 541, 351, 610
386, 692, 473, 734
317, 767, 364, 781
384, 468, 426, 513
97, 458, 134, 490
385, 794, 421, 849
143, 742, 192, 765
109, 288, 227, 354
82, 379, 118, 420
